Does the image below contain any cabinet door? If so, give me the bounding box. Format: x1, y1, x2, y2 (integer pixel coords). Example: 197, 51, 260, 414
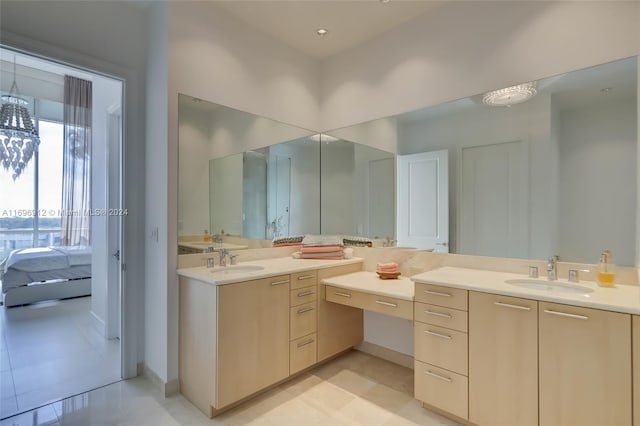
469, 292, 538, 426
539, 302, 632, 426
634, 315, 639, 426
217, 275, 290, 408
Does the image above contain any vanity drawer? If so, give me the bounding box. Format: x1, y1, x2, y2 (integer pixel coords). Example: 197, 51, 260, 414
415, 283, 468, 311
415, 322, 468, 376
325, 285, 413, 320
290, 285, 317, 307
414, 302, 468, 332
291, 270, 318, 290
415, 360, 468, 420
290, 301, 317, 340
290, 333, 317, 375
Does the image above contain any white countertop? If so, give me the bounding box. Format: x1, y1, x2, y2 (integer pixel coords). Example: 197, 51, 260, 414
177, 257, 363, 285
178, 241, 249, 251
322, 271, 414, 301
412, 266, 640, 315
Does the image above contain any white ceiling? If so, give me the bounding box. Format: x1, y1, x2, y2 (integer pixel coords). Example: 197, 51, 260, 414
212, 1, 439, 59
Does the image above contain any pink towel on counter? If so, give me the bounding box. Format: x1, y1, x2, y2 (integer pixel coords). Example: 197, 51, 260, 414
376, 262, 399, 273
300, 245, 343, 254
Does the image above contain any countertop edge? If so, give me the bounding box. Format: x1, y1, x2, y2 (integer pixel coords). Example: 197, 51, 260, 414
177, 257, 364, 286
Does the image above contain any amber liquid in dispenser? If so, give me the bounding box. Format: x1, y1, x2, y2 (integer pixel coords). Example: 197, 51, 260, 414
597, 250, 615, 287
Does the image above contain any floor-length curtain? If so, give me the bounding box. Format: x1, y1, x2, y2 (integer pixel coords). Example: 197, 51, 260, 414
61, 75, 92, 246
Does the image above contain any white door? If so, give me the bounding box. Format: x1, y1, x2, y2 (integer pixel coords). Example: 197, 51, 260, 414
459, 140, 529, 258
106, 109, 122, 340
397, 150, 449, 251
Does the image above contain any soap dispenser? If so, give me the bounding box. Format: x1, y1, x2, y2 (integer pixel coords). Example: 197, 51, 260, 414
597, 250, 615, 287
203, 229, 209, 242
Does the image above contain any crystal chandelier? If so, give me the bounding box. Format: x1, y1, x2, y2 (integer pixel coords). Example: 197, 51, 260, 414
0, 57, 40, 181
482, 81, 537, 107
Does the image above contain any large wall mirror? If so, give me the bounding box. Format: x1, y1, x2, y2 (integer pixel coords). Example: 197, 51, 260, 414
177, 95, 396, 251
329, 56, 637, 265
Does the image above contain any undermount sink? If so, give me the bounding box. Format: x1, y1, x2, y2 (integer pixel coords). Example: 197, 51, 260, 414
505, 279, 594, 295
209, 265, 264, 275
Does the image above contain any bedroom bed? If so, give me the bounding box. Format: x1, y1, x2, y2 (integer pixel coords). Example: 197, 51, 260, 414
0, 246, 92, 307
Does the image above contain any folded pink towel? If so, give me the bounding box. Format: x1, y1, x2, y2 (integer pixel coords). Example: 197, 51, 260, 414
376, 262, 399, 269
301, 245, 343, 254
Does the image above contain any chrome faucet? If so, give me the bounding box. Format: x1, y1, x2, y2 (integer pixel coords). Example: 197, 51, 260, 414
547, 255, 559, 281
219, 248, 229, 267
205, 246, 215, 268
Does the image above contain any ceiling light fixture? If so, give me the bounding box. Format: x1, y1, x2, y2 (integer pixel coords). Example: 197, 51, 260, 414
316, 28, 329, 36
310, 133, 339, 143
0, 56, 40, 181
482, 81, 538, 107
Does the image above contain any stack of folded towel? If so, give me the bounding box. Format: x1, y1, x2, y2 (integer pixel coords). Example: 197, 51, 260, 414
272, 235, 304, 247
299, 234, 344, 259
376, 262, 400, 279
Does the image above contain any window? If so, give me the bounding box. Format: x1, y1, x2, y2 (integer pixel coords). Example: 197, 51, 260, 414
0, 116, 64, 259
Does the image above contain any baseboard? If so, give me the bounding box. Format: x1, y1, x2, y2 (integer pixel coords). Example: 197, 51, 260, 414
142, 363, 179, 397
90, 310, 107, 338
356, 341, 414, 370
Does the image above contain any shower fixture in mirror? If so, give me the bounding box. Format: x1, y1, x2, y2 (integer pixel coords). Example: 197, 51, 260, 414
363, 55, 636, 265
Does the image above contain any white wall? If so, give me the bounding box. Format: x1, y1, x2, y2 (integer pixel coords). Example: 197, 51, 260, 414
178, 102, 212, 236
209, 154, 243, 237
320, 1, 639, 131
557, 98, 637, 266
321, 141, 356, 234
1, 0, 148, 378
145, 2, 169, 383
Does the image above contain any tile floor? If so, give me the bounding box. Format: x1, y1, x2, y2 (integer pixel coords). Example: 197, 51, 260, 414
0, 350, 461, 426
0, 297, 121, 419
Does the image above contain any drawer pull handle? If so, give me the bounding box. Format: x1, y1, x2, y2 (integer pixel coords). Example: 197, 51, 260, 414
334, 292, 352, 298
375, 300, 398, 308
297, 291, 314, 297
494, 302, 531, 311
297, 339, 315, 348
271, 280, 289, 286
425, 370, 452, 383
425, 310, 452, 319
297, 275, 314, 280
297, 307, 314, 314
425, 330, 452, 340
543, 309, 588, 320
424, 290, 451, 297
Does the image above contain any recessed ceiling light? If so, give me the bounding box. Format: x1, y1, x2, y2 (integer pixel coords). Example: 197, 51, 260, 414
601, 87, 613, 93
380, 0, 391, 3
316, 28, 329, 36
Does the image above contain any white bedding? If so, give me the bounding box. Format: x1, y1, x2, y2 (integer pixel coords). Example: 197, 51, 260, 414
0, 246, 92, 292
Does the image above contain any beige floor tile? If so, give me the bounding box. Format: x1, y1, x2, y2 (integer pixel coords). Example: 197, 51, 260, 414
333, 397, 396, 426
287, 380, 356, 415
392, 400, 462, 426
360, 383, 414, 413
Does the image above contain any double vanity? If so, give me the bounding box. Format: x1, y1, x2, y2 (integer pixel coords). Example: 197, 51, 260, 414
177, 256, 640, 425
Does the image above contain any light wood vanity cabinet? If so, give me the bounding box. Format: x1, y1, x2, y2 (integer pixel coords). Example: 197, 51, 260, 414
217, 275, 290, 408
288, 270, 318, 374
413, 282, 469, 420
539, 301, 632, 426
468, 292, 538, 426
